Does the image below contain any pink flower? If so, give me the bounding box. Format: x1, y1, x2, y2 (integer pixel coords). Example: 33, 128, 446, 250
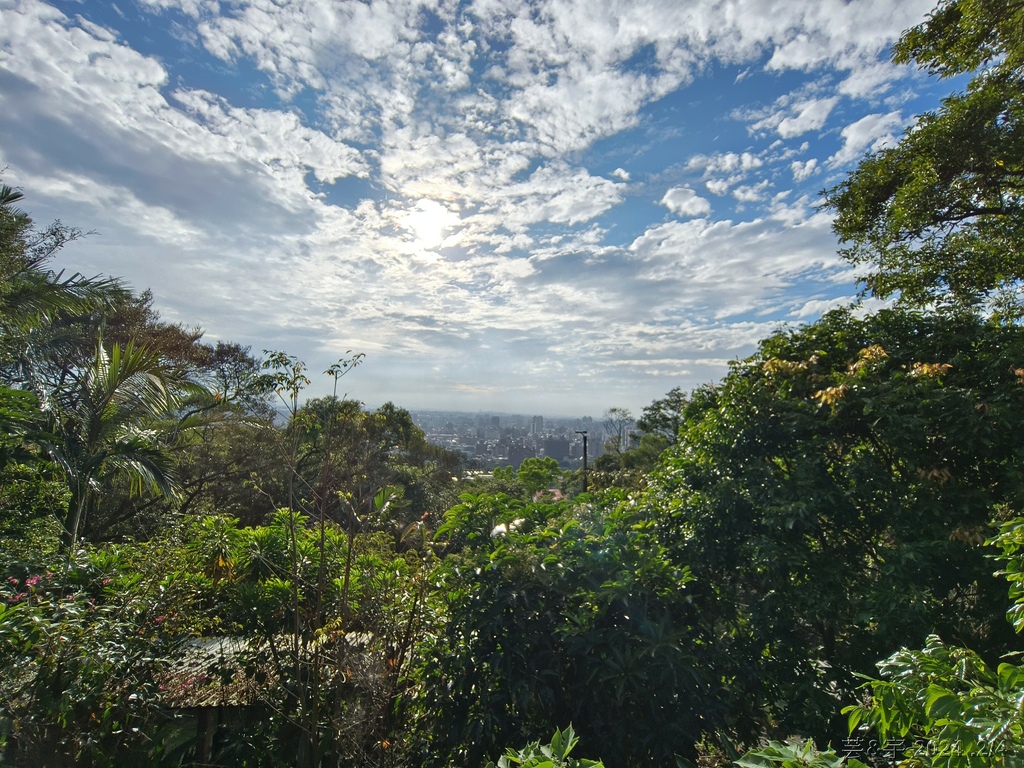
25, 575, 41, 587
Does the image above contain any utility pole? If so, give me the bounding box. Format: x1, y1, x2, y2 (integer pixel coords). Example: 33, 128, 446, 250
575, 430, 588, 493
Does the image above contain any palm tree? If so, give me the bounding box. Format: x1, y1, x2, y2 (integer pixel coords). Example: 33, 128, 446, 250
0, 184, 125, 399
42, 339, 205, 547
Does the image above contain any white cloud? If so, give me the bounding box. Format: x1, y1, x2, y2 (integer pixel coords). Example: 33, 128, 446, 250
705, 178, 735, 196
135, 0, 216, 16
733, 180, 771, 203
626, 210, 844, 321
746, 88, 844, 139
777, 97, 839, 138
689, 151, 764, 175
661, 186, 711, 217
489, 163, 626, 227
828, 111, 905, 168
763, 0, 936, 73
688, 151, 765, 199
396, 199, 462, 249
791, 158, 819, 182
793, 296, 855, 318
505, 66, 651, 154
171, 89, 368, 185
839, 61, 901, 99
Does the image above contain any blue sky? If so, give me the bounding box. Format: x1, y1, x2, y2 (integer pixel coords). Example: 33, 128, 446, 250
0, 0, 954, 416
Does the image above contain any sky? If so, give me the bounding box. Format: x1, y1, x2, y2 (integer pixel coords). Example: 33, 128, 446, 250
0, 0, 956, 417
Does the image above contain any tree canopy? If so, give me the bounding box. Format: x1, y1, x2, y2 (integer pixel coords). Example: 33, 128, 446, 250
826, 0, 1024, 318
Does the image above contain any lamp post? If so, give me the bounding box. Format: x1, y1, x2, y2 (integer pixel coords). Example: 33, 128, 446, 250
575, 430, 588, 493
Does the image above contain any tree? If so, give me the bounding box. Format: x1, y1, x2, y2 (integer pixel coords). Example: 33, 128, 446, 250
0, 185, 211, 545
516, 456, 561, 497
601, 408, 634, 456
637, 386, 688, 445
832, 515, 1024, 768
826, 0, 1024, 317
171, 512, 435, 767
420, 491, 711, 767
104, 290, 206, 372
203, 341, 274, 414
43, 339, 206, 546
288, 396, 460, 535
0, 186, 120, 333
0, 386, 67, 561
0, 185, 123, 392
639, 308, 1024, 746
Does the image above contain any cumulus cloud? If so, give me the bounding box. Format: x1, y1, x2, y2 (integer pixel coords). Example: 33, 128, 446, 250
762, 0, 934, 73
828, 111, 905, 167
688, 151, 765, 197
705, 179, 735, 196
750, 96, 839, 138
491, 164, 626, 227
733, 180, 771, 203
791, 158, 818, 181
777, 97, 839, 138
839, 61, 902, 99
171, 89, 368, 184
626, 210, 843, 321
793, 296, 856, 318
661, 186, 711, 217
689, 151, 764, 175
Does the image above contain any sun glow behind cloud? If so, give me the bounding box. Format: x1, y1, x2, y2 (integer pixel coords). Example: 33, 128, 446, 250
0, 0, 948, 414
400, 199, 461, 251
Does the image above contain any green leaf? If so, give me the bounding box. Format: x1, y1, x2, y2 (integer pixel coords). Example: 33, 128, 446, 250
925, 684, 962, 720
997, 662, 1024, 692
843, 704, 864, 734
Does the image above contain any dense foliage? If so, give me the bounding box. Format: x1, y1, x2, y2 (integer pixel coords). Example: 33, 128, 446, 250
642, 308, 1024, 745
418, 490, 708, 766
826, 0, 1024, 317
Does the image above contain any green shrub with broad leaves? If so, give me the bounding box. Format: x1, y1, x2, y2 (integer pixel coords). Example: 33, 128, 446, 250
734, 739, 868, 768
484, 726, 604, 768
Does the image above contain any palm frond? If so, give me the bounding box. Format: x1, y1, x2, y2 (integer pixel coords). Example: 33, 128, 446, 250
0, 183, 25, 208
1, 267, 123, 331
96, 432, 179, 499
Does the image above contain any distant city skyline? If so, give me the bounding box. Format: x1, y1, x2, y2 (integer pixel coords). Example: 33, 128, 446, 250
411, 408, 608, 470
410, 408, 598, 423
0, 0, 954, 415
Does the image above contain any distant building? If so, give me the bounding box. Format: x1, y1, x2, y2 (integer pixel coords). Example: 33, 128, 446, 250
507, 445, 536, 469
543, 438, 570, 463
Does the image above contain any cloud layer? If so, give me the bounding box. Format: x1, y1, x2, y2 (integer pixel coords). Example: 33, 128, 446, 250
0, 0, 942, 414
